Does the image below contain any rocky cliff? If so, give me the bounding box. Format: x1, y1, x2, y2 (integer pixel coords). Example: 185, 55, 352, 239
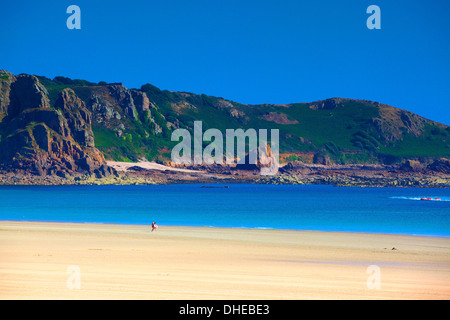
0, 71, 115, 177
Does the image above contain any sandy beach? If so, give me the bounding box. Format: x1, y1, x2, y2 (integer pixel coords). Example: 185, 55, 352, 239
106, 160, 203, 173
0, 221, 449, 300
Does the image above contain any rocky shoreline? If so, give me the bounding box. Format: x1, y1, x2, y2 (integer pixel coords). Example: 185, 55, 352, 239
1, 159, 449, 188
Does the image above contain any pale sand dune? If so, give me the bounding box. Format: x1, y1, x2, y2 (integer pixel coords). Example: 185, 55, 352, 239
106, 160, 202, 173
0, 221, 449, 300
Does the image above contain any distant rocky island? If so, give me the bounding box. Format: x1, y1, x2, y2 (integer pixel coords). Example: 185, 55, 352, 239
0, 70, 449, 187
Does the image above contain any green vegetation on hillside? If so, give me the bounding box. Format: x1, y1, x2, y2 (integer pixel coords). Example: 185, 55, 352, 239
35, 75, 450, 165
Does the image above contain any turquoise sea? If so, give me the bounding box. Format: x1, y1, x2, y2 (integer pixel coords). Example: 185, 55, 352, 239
0, 184, 449, 237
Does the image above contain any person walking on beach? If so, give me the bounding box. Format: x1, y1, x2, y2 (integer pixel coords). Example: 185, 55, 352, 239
151, 221, 158, 232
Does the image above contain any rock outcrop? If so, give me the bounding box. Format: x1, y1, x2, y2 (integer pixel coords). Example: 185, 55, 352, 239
0, 73, 113, 177
372, 105, 442, 143
309, 98, 344, 110
130, 89, 152, 121
399, 159, 424, 172
84, 84, 160, 138
427, 158, 450, 174
108, 84, 138, 120
0, 70, 16, 121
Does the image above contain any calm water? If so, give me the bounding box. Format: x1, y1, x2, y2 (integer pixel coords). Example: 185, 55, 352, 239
0, 184, 449, 237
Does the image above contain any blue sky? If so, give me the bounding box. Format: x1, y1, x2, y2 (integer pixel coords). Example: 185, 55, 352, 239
1, 0, 449, 124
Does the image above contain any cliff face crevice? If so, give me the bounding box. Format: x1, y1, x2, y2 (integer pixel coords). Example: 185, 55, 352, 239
0, 72, 113, 177
55, 88, 96, 148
